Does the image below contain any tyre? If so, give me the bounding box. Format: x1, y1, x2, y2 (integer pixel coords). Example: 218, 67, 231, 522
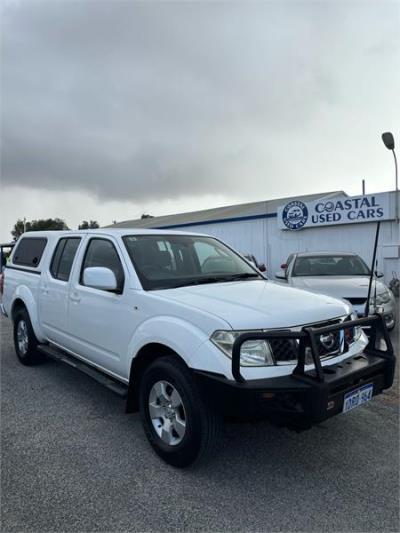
13, 308, 44, 365
139, 355, 221, 467
386, 320, 395, 332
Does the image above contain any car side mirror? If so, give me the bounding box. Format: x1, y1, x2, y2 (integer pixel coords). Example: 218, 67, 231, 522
375, 270, 384, 278
258, 263, 267, 272
275, 271, 287, 280
83, 267, 118, 291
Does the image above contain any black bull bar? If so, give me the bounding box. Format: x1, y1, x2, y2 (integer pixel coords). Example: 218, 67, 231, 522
231, 314, 395, 384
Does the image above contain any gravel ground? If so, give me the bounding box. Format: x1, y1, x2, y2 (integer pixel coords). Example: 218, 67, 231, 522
1, 315, 399, 532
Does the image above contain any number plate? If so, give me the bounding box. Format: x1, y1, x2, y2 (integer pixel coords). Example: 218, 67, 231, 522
343, 384, 373, 413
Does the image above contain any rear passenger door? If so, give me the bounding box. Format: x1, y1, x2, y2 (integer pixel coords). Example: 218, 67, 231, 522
39, 237, 82, 345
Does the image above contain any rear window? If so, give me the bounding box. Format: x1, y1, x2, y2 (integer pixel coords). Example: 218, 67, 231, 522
50, 238, 81, 281
12, 237, 47, 268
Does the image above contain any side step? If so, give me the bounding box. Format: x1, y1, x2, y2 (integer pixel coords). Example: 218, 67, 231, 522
37, 344, 128, 398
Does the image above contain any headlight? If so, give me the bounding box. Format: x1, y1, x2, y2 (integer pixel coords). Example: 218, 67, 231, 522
210, 330, 275, 366
370, 290, 391, 305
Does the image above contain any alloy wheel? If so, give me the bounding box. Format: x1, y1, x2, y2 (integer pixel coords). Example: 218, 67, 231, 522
148, 380, 187, 445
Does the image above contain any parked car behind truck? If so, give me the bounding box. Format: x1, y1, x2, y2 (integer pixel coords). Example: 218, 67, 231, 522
1, 230, 396, 467
276, 252, 397, 330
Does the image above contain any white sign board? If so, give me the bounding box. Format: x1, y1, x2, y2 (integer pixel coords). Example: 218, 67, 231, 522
278, 193, 391, 230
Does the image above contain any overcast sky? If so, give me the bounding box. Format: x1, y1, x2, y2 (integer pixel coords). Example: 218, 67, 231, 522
1, 0, 399, 241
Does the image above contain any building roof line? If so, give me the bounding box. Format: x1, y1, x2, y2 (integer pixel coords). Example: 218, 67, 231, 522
107, 190, 346, 230
155, 211, 278, 229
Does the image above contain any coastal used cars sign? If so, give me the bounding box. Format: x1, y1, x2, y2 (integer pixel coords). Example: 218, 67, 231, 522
278, 193, 390, 230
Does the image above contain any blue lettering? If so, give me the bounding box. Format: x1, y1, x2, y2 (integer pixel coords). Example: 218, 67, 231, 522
344, 199, 352, 210
360, 197, 371, 208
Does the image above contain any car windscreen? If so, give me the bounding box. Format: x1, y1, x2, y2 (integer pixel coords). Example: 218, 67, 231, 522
123, 234, 261, 290
292, 255, 370, 277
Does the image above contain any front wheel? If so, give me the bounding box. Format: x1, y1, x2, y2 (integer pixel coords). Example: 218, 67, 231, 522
139, 356, 221, 467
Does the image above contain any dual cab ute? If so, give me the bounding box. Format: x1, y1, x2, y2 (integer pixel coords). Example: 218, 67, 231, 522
1, 230, 396, 467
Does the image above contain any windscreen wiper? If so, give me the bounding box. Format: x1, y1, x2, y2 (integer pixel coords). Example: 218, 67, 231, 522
171, 276, 231, 288
224, 272, 262, 281
171, 272, 261, 288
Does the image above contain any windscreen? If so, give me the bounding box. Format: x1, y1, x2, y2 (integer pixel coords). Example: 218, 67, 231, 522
292, 255, 370, 277
123, 234, 261, 290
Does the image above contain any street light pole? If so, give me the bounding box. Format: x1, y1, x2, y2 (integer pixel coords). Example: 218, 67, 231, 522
392, 147, 398, 197
381, 132, 399, 222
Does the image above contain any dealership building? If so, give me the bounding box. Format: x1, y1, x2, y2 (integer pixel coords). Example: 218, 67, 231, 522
111, 189, 400, 283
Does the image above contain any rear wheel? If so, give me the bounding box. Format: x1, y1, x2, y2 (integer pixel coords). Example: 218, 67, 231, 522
13, 308, 44, 365
139, 356, 221, 467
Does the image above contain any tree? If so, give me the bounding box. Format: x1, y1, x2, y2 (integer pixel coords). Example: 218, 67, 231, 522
78, 220, 100, 230
11, 220, 26, 240
11, 218, 69, 239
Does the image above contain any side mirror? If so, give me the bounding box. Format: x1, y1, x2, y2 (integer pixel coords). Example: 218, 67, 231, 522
280, 263, 288, 270
275, 271, 287, 280
375, 270, 384, 278
258, 263, 267, 273
83, 267, 118, 291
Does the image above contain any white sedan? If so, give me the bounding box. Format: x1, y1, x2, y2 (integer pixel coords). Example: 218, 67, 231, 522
276, 251, 396, 330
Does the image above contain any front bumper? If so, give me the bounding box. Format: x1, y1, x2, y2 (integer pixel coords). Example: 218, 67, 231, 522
194, 315, 396, 430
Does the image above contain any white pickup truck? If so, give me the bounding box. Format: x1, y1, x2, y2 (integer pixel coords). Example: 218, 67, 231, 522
1, 230, 396, 467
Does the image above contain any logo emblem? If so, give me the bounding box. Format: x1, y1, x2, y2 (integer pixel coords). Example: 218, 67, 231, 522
282, 201, 308, 230
319, 332, 336, 351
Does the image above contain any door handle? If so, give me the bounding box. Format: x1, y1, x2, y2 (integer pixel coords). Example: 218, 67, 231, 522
70, 293, 81, 303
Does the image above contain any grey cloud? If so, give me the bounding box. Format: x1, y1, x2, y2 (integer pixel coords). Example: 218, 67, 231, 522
1, 1, 399, 203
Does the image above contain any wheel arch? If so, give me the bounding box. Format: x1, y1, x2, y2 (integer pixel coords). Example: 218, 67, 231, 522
10, 287, 46, 342
126, 342, 188, 413
11, 297, 27, 319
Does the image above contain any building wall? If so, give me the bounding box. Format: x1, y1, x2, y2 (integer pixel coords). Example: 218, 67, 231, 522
266, 219, 399, 281
166, 192, 399, 284
178, 218, 398, 282
189, 218, 268, 265
149, 192, 400, 282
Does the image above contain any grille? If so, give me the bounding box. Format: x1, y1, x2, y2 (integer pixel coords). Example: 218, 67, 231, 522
269, 338, 298, 362
345, 297, 367, 305
271, 318, 348, 365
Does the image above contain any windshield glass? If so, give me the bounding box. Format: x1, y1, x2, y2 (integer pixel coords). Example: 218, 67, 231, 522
123, 234, 262, 290
292, 255, 370, 277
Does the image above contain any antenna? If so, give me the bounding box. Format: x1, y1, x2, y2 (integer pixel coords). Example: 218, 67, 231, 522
373, 258, 378, 311
364, 222, 380, 318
